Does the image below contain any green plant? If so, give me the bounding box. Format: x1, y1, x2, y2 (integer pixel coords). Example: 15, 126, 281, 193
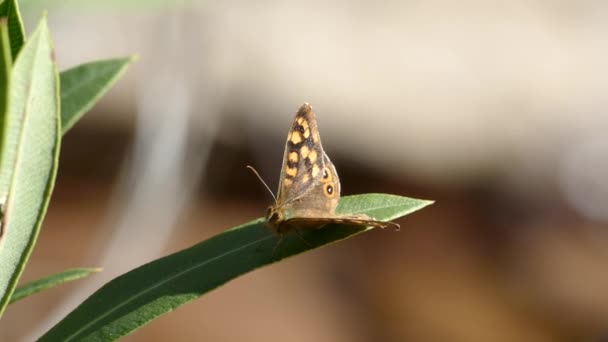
0, 0, 133, 326
0, 2, 432, 341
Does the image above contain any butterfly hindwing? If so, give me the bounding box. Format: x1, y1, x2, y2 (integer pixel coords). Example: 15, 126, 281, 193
288, 151, 340, 216
283, 216, 400, 230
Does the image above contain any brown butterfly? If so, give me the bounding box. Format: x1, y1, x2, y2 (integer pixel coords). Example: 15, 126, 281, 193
249, 103, 399, 242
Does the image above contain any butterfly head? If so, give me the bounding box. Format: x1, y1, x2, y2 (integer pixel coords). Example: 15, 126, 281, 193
266, 205, 293, 234
265, 206, 280, 224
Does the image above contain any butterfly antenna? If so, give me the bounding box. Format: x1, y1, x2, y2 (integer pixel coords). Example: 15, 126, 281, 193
246, 165, 276, 201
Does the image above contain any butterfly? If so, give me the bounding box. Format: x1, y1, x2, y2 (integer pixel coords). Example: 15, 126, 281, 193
249, 103, 399, 242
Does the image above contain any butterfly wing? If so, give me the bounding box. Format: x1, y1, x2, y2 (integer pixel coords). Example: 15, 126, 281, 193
279, 141, 400, 231
275, 103, 328, 207
268, 103, 399, 235
286, 151, 341, 215
283, 216, 400, 230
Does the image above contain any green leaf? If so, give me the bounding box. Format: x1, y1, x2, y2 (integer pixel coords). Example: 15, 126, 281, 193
9, 268, 101, 304
0, 19, 11, 112
40, 194, 432, 341
60, 56, 135, 134
0, 18, 12, 199
0, 16, 60, 319
0, 20, 12, 203
0, 0, 25, 59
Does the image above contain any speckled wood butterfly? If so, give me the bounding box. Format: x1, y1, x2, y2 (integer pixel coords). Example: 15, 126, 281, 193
250, 103, 399, 240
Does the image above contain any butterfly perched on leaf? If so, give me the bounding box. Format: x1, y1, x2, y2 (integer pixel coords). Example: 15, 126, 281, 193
249, 103, 399, 242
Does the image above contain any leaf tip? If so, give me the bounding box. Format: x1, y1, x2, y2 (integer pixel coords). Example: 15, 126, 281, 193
128, 54, 140, 63
32, 12, 51, 36
416, 199, 435, 210
40, 11, 49, 23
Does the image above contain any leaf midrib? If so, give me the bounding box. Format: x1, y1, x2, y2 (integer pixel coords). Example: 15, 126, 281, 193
61, 59, 130, 100
60, 70, 99, 99
341, 197, 425, 214
0, 29, 44, 315
62, 233, 275, 341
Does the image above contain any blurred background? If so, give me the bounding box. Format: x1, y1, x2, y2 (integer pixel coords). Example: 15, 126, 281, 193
2, 1, 608, 341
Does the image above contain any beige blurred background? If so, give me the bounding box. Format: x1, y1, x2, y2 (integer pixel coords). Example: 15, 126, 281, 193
2, 1, 608, 341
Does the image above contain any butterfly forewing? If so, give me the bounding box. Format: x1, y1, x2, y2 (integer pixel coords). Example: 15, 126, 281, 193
276, 103, 328, 206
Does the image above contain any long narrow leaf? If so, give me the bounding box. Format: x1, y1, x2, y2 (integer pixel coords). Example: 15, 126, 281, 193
0, 19, 10, 239
9, 268, 101, 304
41, 194, 432, 341
0, 19, 12, 206
0, 18, 11, 201
0, 0, 25, 59
60, 56, 135, 134
0, 16, 60, 318
0, 18, 10, 116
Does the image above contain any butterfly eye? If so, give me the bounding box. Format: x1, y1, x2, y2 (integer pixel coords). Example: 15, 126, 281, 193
266, 208, 280, 223
326, 184, 333, 195
322, 168, 329, 179
298, 126, 305, 134
270, 212, 280, 222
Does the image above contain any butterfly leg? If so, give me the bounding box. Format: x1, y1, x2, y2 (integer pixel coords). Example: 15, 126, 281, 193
271, 234, 285, 256
294, 229, 313, 247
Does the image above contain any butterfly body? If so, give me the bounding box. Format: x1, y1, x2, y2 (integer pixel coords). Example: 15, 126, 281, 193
265, 103, 398, 236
